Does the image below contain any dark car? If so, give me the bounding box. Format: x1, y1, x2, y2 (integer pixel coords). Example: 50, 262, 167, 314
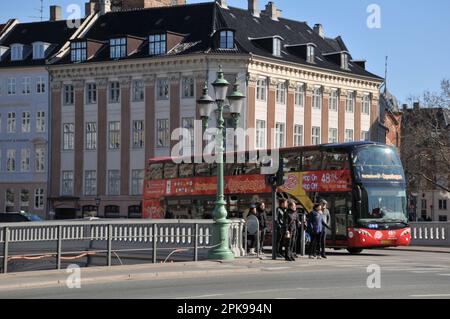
0, 212, 44, 223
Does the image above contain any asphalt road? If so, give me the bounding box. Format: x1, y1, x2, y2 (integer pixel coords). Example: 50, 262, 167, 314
1, 249, 450, 299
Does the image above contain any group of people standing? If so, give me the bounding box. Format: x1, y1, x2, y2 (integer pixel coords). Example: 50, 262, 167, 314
247, 198, 331, 261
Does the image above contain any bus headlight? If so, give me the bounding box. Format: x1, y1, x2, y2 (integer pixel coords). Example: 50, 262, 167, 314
400, 228, 411, 237
354, 228, 372, 237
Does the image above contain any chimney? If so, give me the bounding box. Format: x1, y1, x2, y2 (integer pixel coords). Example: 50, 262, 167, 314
402, 104, 408, 111
248, 0, 260, 17
98, 0, 111, 15
413, 102, 420, 110
313, 24, 325, 38
263, 2, 278, 21
50, 5, 62, 21
217, 0, 228, 9
85, 2, 96, 16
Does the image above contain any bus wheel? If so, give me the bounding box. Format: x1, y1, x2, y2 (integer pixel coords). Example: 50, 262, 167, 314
347, 248, 363, 255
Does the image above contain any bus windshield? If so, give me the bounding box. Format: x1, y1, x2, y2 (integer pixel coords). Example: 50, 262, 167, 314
353, 146, 404, 182
360, 186, 408, 223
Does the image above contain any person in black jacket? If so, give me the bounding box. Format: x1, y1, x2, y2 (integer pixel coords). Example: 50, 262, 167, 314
283, 201, 299, 261
256, 202, 268, 254
276, 199, 288, 257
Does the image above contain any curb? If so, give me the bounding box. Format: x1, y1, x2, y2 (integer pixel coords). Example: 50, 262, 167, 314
385, 247, 450, 254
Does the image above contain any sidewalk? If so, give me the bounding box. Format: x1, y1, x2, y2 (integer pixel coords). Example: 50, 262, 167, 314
0, 257, 282, 291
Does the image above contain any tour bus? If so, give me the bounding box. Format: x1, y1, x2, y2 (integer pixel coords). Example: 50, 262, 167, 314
142, 142, 411, 254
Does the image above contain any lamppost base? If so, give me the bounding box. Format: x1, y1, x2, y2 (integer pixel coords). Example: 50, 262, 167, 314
208, 219, 235, 261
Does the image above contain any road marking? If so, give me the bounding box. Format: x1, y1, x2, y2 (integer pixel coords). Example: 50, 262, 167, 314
411, 294, 450, 298
178, 294, 224, 299
238, 287, 308, 295
262, 267, 292, 271
439, 274, 450, 276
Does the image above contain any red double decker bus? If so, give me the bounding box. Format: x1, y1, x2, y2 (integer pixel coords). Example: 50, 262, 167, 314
143, 142, 411, 254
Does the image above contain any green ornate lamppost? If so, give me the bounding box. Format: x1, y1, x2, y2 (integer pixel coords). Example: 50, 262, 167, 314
197, 67, 245, 261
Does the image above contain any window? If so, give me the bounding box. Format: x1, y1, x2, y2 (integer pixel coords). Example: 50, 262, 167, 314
276, 82, 286, 104
361, 131, 370, 141
295, 84, 304, 107
35, 145, 45, 172
7, 112, 16, 133
86, 83, 97, 104
7, 149, 16, 172
362, 94, 371, 115
182, 118, 194, 146
63, 85, 74, 105
32, 43, 45, 59
275, 123, 285, 148
19, 189, 29, 212
36, 77, 46, 93
439, 216, 448, 222
109, 81, 120, 103
346, 91, 355, 113
131, 170, 144, 195
294, 125, 303, 146
312, 127, 321, 145
182, 77, 194, 98
110, 38, 126, 59
5, 189, 15, 212
273, 37, 281, 56
345, 129, 354, 142
7, 77, 16, 95
341, 53, 349, 70
329, 89, 338, 111
307, 45, 315, 63
157, 78, 169, 100
21, 148, 30, 172
149, 34, 166, 55
256, 78, 267, 101
22, 112, 31, 133
132, 80, 144, 102
132, 120, 144, 149
329, 128, 338, 143
36, 111, 45, 132
86, 122, 97, 150
156, 119, 170, 148
11, 44, 23, 61
62, 171, 74, 196
22, 77, 31, 95
84, 171, 97, 196
312, 87, 322, 109
63, 123, 75, 150
71, 42, 87, 62
34, 188, 44, 210
219, 30, 234, 49
109, 121, 121, 149
256, 120, 266, 149
439, 200, 448, 210
108, 170, 120, 196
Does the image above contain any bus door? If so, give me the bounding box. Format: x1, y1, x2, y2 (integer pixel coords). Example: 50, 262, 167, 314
319, 193, 353, 247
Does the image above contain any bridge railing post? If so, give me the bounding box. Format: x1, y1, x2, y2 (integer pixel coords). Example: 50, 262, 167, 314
194, 223, 199, 262
153, 224, 157, 264
3, 227, 9, 274
56, 225, 62, 270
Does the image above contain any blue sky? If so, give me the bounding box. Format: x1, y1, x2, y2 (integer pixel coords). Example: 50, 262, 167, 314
1, 0, 449, 103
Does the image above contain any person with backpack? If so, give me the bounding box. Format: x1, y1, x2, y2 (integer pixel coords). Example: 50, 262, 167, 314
246, 204, 259, 255
309, 203, 324, 259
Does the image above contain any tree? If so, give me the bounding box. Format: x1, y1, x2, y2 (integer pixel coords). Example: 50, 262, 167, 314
402, 79, 450, 194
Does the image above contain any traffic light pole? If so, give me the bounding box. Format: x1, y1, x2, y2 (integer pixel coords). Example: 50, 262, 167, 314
272, 184, 278, 260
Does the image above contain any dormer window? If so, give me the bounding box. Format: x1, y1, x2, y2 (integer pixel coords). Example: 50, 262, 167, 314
110, 38, 126, 59
0, 46, 9, 61
341, 53, 349, 70
71, 42, 87, 62
149, 34, 167, 55
32, 42, 49, 60
11, 44, 23, 61
219, 30, 234, 49
307, 45, 315, 63
273, 37, 281, 56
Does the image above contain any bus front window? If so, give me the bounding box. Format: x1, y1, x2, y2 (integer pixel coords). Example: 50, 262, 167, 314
360, 187, 408, 223
353, 146, 405, 181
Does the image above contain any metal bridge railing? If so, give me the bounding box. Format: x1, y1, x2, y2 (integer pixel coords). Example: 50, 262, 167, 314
410, 222, 450, 246
0, 219, 246, 274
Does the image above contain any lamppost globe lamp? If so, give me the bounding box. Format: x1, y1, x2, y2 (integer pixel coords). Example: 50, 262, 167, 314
212, 66, 230, 101
197, 82, 215, 130
227, 80, 246, 128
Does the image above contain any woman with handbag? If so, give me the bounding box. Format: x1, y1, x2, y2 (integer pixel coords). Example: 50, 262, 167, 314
283, 201, 299, 261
